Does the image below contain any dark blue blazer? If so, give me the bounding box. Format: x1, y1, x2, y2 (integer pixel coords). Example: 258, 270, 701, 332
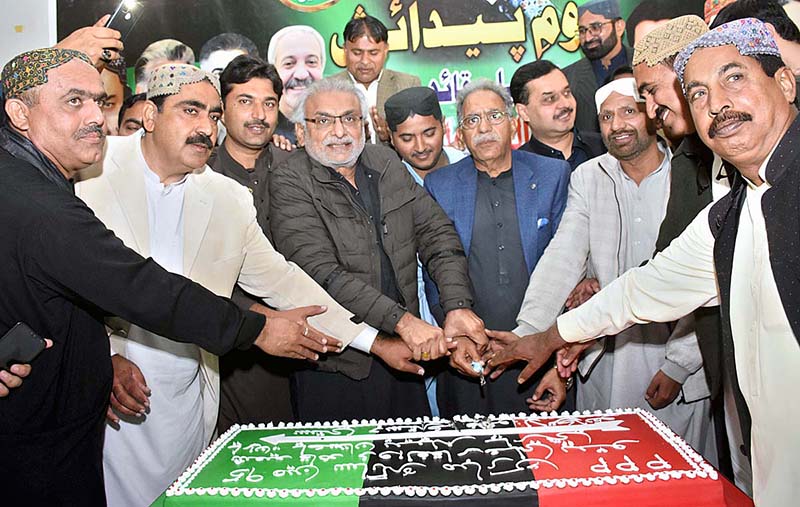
422, 149, 570, 320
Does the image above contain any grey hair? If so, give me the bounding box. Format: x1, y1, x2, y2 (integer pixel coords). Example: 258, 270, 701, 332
456, 78, 515, 124
290, 78, 370, 129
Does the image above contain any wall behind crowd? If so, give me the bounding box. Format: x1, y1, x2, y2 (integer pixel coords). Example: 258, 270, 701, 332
57, 0, 642, 145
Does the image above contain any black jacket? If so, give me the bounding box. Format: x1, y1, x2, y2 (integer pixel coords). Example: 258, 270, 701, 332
707, 114, 800, 458
0, 137, 263, 505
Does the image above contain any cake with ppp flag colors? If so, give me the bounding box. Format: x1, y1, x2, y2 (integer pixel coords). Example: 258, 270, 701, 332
160, 408, 752, 507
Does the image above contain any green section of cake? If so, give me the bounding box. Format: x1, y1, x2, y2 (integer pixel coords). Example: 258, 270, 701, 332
194, 426, 377, 489
160, 425, 380, 506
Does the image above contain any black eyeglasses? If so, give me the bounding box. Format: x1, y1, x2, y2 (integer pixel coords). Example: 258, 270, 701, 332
304, 113, 363, 129
578, 20, 614, 36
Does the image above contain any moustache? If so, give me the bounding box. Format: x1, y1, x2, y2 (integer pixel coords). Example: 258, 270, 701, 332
74, 125, 105, 140
285, 77, 314, 90
323, 134, 355, 146
607, 128, 637, 142
412, 149, 433, 157
245, 120, 271, 130
554, 107, 574, 120
472, 132, 502, 145
186, 134, 214, 149
708, 110, 752, 139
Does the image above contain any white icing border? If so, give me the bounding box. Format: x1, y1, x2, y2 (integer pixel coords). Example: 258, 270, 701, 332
166, 408, 719, 499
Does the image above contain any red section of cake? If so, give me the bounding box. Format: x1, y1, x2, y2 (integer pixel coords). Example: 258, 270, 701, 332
512, 413, 752, 507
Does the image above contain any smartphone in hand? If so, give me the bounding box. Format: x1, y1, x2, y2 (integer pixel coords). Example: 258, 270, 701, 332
0, 322, 47, 370
105, 0, 145, 42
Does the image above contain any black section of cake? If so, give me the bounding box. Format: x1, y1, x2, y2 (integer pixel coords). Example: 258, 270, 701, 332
363, 417, 538, 488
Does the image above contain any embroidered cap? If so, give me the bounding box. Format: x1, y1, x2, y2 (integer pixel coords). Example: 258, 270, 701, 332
594, 77, 643, 113
146, 63, 220, 100
704, 0, 737, 24
633, 15, 709, 68
2, 48, 92, 98
674, 18, 782, 91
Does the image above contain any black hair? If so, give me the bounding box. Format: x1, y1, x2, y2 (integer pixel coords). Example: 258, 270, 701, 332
118, 92, 147, 126
754, 53, 789, 76
148, 94, 167, 112
605, 65, 634, 85
105, 57, 132, 98
199, 33, 260, 62
509, 60, 560, 104
219, 54, 283, 102
626, 0, 704, 46
343, 15, 389, 44
712, 0, 800, 43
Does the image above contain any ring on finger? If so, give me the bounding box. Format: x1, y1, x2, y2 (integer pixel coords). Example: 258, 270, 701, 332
101, 49, 113, 60
421, 351, 431, 360
302, 326, 309, 337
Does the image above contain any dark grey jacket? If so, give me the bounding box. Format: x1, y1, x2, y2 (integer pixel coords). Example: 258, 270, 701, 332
269, 144, 472, 378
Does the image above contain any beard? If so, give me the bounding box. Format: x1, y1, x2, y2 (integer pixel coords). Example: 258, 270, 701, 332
582, 28, 618, 61
305, 131, 366, 170
604, 128, 652, 161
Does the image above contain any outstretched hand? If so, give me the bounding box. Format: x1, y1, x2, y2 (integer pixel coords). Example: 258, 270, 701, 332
487, 325, 568, 384
251, 304, 342, 361
527, 368, 567, 412
371, 334, 425, 376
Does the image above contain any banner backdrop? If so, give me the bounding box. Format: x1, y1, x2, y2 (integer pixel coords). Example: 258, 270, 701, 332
58, 0, 642, 146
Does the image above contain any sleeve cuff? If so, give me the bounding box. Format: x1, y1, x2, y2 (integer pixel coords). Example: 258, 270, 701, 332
556, 312, 588, 343
660, 359, 692, 385
235, 310, 267, 350
349, 327, 379, 353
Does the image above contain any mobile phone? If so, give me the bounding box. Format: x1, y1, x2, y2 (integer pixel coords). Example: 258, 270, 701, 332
0, 322, 47, 370
105, 0, 145, 43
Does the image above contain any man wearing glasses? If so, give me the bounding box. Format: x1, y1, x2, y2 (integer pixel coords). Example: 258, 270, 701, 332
269, 78, 488, 421
563, 0, 633, 133
423, 79, 570, 417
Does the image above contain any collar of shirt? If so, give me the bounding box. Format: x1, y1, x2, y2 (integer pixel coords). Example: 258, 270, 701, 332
402, 146, 467, 185
136, 131, 190, 194
741, 143, 779, 190
524, 129, 586, 160
591, 46, 628, 83
348, 70, 383, 98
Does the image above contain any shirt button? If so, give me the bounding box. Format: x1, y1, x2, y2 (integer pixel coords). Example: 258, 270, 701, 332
457, 301, 464, 307
498, 245, 505, 251
497, 223, 503, 228
634, 217, 642, 223
493, 201, 500, 207
253, 180, 258, 185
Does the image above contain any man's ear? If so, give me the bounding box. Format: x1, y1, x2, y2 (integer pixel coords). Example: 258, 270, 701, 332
515, 103, 531, 123
142, 100, 158, 133
614, 18, 626, 38
5, 98, 31, 132
775, 65, 797, 105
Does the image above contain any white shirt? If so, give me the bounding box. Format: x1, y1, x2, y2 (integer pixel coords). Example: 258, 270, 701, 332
350, 71, 382, 144
557, 153, 799, 507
